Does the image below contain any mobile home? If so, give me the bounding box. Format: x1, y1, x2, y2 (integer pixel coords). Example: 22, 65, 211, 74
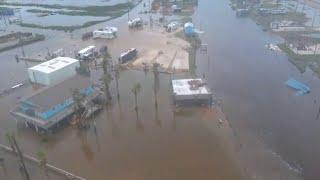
77, 45, 97, 60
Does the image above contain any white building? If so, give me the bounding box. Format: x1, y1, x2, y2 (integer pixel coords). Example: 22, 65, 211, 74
77, 45, 96, 60
93, 26, 118, 39
172, 79, 212, 104
28, 57, 80, 86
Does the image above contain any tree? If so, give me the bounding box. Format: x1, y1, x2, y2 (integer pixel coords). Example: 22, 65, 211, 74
102, 73, 113, 101
102, 52, 112, 75
152, 63, 160, 108
72, 88, 84, 119
131, 83, 141, 111
114, 64, 121, 100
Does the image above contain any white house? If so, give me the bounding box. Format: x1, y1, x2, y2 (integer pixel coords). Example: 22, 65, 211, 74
28, 57, 80, 86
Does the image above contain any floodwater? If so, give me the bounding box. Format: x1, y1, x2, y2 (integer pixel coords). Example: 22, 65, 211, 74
0, 1, 244, 180
194, 0, 320, 179
0, 0, 320, 179
5, 0, 128, 6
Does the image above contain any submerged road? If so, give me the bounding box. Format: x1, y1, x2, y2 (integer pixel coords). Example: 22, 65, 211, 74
195, 0, 320, 179
0, 0, 320, 179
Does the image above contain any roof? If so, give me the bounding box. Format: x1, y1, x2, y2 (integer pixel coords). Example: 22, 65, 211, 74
28, 57, 79, 74
78, 46, 96, 54
184, 22, 194, 28
172, 79, 211, 96
23, 75, 91, 110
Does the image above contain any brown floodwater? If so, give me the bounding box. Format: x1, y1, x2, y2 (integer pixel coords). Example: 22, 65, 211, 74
0, 2, 245, 178
0, 70, 244, 180
2, 0, 320, 179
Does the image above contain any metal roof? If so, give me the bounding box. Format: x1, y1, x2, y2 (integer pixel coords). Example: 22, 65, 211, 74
28, 57, 79, 74
23, 75, 91, 110
172, 79, 210, 96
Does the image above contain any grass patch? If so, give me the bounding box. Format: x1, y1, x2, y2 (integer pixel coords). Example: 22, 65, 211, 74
278, 43, 320, 74
26, 3, 132, 17
3, 0, 142, 31
0, 34, 45, 53
250, 11, 308, 30
19, 19, 108, 32
0, 2, 135, 17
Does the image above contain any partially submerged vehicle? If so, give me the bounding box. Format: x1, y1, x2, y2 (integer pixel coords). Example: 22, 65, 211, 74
119, 48, 138, 64
166, 21, 179, 32
128, 18, 143, 28
93, 26, 118, 39
77, 45, 97, 60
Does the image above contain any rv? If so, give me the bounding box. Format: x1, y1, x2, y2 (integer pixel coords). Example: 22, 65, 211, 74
93, 26, 118, 39
77, 46, 97, 60
93, 30, 115, 39
119, 48, 137, 64
104, 26, 118, 34
128, 18, 143, 28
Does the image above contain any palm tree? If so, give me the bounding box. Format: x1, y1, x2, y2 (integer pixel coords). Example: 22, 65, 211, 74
102, 73, 113, 101
152, 63, 160, 108
102, 52, 112, 75
131, 83, 141, 111
72, 89, 83, 118
114, 64, 121, 100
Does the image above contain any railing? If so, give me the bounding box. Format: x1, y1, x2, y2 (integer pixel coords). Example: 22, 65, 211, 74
0, 144, 86, 180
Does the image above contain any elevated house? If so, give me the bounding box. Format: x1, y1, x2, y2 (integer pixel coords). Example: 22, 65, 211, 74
11, 75, 102, 133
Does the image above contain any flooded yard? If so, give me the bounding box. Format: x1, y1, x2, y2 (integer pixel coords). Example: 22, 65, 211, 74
1, 0, 320, 179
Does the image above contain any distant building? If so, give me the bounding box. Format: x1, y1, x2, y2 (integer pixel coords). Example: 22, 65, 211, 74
11, 75, 101, 133
0, 7, 14, 16
258, 8, 287, 15
270, 21, 305, 32
28, 57, 80, 86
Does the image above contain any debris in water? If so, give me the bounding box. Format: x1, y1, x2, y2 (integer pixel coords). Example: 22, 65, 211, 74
265, 43, 281, 52
285, 78, 311, 96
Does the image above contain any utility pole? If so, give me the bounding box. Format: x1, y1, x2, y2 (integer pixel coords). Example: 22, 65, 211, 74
7, 134, 30, 180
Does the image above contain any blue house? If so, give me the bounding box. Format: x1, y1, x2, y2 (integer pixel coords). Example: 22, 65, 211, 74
11, 75, 99, 133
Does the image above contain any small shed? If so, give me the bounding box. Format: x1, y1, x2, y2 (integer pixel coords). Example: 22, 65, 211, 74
184, 22, 195, 36
172, 78, 212, 105
28, 57, 80, 86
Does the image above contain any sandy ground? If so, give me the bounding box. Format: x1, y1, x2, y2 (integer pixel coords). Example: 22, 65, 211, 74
125, 28, 190, 73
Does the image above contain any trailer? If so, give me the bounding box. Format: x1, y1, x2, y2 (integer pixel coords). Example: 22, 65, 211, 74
93, 30, 115, 39
128, 18, 143, 28
93, 26, 118, 39
119, 48, 138, 64
77, 46, 97, 60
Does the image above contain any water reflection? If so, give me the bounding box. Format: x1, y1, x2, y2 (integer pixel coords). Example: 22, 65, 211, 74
78, 130, 94, 162
135, 108, 144, 133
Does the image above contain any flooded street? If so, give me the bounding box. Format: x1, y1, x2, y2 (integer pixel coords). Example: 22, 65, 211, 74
195, 0, 320, 179
1, 0, 320, 179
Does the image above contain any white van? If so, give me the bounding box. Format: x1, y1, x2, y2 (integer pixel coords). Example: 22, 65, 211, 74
77, 45, 96, 60
93, 30, 115, 39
